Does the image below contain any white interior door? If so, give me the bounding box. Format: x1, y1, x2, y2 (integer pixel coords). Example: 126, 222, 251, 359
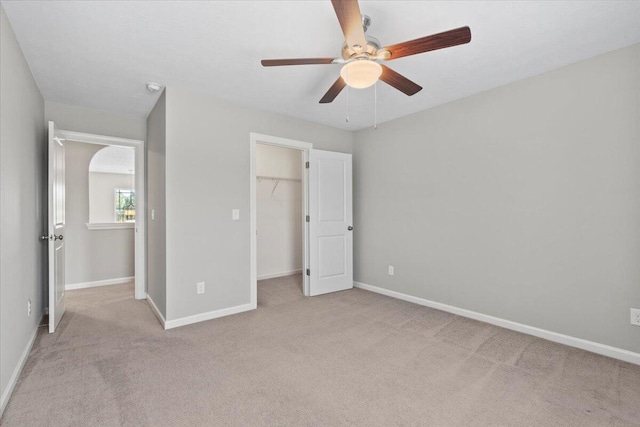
48, 121, 66, 333
309, 149, 353, 296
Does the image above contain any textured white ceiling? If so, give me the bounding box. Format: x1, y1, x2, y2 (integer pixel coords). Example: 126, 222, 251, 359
3, 1, 640, 130
89, 146, 135, 175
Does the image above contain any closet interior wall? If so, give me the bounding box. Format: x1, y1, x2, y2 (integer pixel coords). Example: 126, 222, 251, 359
256, 144, 303, 280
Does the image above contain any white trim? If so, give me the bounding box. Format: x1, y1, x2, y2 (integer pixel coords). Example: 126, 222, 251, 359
250, 133, 312, 309
250, 133, 313, 151
354, 281, 640, 366
0, 322, 39, 417
65, 276, 135, 291
164, 304, 253, 330
86, 222, 135, 230
146, 294, 166, 328
60, 129, 146, 300
133, 135, 145, 300
257, 269, 303, 281
58, 130, 143, 147
250, 135, 257, 310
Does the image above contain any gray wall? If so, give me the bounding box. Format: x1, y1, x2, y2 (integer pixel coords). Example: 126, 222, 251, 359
89, 172, 136, 223
161, 87, 353, 321
353, 43, 640, 353
146, 90, 167, 316
0, 6, 45, 412
64, 141, 134, 285
45, 101, 146, 141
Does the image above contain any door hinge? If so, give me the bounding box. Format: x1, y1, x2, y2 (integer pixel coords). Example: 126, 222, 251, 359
306, 215, 310, 222
305, 161, 309, 169
306, 269, 310, 276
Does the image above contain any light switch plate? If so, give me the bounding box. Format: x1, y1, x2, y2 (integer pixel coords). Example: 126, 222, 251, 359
232, 209, 240, 221
151, 209, 156, 220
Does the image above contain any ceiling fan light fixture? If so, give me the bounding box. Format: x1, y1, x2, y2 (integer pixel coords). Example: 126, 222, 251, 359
340, 60, 382, 89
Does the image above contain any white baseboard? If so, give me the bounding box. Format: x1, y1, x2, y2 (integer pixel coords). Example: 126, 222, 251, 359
164, 303, 254, 330
0, 319, 40, 417
354, 281, 640, 366
146, 294, 166, 329
257, 269, 302, 281
66, 276, 134, 291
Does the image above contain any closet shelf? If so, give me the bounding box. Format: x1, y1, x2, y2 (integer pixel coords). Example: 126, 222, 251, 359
257, 176, 301, 182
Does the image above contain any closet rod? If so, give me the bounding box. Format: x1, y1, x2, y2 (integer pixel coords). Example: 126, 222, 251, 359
256, 176, 301, 182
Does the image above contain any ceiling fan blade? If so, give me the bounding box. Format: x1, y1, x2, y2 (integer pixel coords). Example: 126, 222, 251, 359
382, 26, 471, 61
261, 58, 336, 67
331, 0, 367, 50
319, 77, 347, 104
379, 65, 422, 96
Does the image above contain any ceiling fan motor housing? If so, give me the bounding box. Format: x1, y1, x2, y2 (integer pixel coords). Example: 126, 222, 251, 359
342, 34, 381, 60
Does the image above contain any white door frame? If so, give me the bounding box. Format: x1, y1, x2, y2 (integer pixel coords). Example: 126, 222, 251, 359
250, 132, 312, 308
58, 129, 147, 300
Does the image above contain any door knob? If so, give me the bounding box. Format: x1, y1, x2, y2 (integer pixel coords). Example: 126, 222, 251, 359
348, 226, 353, 231
40, 235, 50, 241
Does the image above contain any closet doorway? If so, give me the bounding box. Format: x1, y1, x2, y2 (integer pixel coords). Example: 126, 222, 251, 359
250, 133, 311, 308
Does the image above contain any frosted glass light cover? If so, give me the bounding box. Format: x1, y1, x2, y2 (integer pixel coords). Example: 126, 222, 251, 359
340, 61, 382, 89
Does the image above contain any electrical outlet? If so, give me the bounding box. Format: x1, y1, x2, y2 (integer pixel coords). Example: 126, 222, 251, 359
388, 265, 394, 276
631, 308, 640, 326
232, 209, 240, 221
27, 299, 32, 317
197, 281, 205, 295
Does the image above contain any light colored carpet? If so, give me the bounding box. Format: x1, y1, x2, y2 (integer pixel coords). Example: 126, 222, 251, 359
2, 275, 640, 426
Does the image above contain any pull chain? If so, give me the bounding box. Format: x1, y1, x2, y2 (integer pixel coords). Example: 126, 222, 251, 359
345, 67, 350, 124
374, 81, 378, 130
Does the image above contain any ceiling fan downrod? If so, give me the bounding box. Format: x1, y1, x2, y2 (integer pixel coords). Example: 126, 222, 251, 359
361, 14, 371, 32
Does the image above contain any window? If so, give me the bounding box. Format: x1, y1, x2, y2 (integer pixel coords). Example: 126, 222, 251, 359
115, 189, 135, 222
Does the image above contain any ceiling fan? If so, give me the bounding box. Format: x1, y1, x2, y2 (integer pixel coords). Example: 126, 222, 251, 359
261, 0, 471, 104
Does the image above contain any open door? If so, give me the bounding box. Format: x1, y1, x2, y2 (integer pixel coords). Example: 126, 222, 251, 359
308, 149, 353, 296
48, 121, 66, 333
